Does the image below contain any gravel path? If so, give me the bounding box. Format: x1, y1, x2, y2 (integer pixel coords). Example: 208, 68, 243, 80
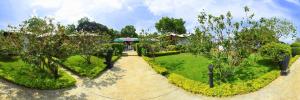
0, 51, 299, 100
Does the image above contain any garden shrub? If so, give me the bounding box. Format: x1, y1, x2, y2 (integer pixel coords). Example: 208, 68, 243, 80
166, 45, 176, 51
292, 47, 300, 56
0, 59, 76, 89
291, 42, 300, 47
143, 56, 168, 75
175, 45, 187, 52
136, 43, 142, 56
63, 55, 106, 78
289, 55, 300, 66
145, 51, 180, 57
259, 42, 291, 63
145, 53, 300, 97
112, 43, 125, 55
168, 70, 279, 97
291, 42, 300, 56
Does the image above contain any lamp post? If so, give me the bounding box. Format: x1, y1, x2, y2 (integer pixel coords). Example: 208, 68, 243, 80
104, 49, 113, 69
208, 64, 214, 88
279, 54, 290, 76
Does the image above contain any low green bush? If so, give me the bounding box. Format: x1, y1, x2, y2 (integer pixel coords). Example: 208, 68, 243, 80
289, 55, 300, 66
112, 43, 125, 55
0, 58, 76, 89
143, 57, 168, 75
112, 55, 121, 63
175, 45, 187, 52
63, 55, 106, 78
144, 53, 299, 97
168, 70, 279, 97
291, 42, 300, 47
292, 47, 300, 56
145, 51, 180, 57
259, 42, 291, 63
136, 43, 142, 56
166, 45, 176, 51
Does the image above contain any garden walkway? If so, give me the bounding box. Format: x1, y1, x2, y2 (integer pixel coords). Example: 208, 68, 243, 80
0, 50, 299, 100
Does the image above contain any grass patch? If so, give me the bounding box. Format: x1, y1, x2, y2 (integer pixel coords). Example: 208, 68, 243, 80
145, 53, 284, 96
112, 55, 121, 63
63, 55, 106, 78
289, 55, 300, 66
0, 57, 76, 89
152, 53, 211, 82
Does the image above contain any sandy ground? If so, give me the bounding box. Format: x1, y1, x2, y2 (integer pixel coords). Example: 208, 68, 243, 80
0, 50, 299, 100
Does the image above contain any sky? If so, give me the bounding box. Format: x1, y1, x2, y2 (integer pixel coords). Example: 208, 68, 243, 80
0, 0, 300, 43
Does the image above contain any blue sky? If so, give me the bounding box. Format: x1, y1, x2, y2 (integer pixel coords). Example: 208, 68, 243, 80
0, 0, 300, 42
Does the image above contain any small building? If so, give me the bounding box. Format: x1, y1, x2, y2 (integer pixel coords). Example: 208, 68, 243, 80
113, 37, 139, 50
161, 33, 190, 45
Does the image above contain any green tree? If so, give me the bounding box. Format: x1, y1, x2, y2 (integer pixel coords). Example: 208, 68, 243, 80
121, 25, 138, 37
76, 17, 109, 35
17, 17, 70, 78
188, 28, 212, 56
193, 6, 296, 82
155, 17, 186, 34
68, 32, 111, 64
65, 24, 76, 35
296, 38, 300, 43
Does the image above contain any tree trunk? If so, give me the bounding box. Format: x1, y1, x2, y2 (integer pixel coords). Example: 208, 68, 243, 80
48, 57, 59, 79
87, 55, 91, 64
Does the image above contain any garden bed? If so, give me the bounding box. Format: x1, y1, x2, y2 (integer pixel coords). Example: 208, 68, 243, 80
0, 57, 76, 89
144, 53, 299, 97
145, 51, 180, 57
63, 55, 121, 78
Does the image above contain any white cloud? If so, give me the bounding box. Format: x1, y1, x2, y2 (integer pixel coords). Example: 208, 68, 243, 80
29, 0, 132, 24
16, 0, 297, 35
286, 0, 300, 5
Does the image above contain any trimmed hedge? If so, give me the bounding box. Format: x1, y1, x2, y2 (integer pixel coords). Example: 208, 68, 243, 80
291, 42, 300, 47
144, 54, 300, 97
289, 55, 300, 66
145, 51, 180, 57
63, 55, 106, 78
112, 55, 121, 63
143, 56, 168, 75
168, 70, 279, 97
0, 58, 76, 89
292, 47, 300, 56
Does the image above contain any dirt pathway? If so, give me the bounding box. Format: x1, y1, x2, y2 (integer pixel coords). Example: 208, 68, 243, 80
0, 51, 299, 100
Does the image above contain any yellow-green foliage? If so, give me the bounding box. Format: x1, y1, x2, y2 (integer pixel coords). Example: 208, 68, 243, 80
0, 58, 76, 89
289, 55, 300, 67
144, 54, 300, 97
168, 70, 279, 97
143, 56, 168, 75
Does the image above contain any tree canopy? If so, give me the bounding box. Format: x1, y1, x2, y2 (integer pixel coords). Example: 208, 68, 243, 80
76, 17, 109, 35
155, 17, 186, 34
120, 25, 138, 38
190, 6, 296, 82
65, 24, 76, 35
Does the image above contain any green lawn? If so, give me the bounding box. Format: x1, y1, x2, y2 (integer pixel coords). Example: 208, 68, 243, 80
63, 55, 106, 78
152, 53, 276, 83
153, 53, 211, 82
63, 55, 120, 78
0, 57, 76, 89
